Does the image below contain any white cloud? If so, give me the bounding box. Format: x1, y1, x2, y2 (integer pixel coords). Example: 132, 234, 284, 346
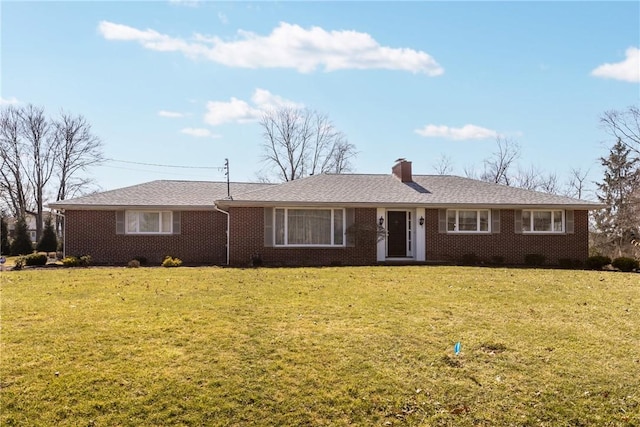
218, 12, 228, 25
204, 89, 301, 126
204, 98, 261, 126
251, 88, 304, 110
158, 110, 186, 118
415, 124, 499, 140
591, 47, 640, 83
0, 96, 20, 105
97, 21, 443, 75
180, 127, 219, 138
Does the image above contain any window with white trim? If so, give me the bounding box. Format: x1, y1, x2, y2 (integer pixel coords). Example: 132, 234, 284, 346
447, 209, 490, 233
522, 210, 564, 233
126, 211, 173, 234
274, 208, 345, 246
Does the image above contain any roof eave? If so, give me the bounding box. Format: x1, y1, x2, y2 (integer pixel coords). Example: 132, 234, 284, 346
46, 204, 218, 211
214, 200, 604, 210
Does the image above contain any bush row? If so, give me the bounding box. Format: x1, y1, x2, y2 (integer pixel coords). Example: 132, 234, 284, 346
458, 253, 638, 272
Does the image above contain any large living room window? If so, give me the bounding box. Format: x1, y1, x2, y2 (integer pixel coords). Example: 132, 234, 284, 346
126, 210, 172, 234
447, 209, 490, 233
274, 208, 344, 246
522, 210, 564, 233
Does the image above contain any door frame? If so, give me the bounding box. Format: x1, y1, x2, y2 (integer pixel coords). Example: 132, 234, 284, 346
376, 207, 426, 262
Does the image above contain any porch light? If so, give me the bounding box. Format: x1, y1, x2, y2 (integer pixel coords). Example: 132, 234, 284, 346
378, 216, 384, 227
419, 216, 425, 226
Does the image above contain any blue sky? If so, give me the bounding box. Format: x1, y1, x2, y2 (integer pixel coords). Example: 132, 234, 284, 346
2, 1, 639, 199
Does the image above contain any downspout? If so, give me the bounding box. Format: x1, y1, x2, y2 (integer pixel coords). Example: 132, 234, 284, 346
50, 210, 66, 259
213, 203, 230, 266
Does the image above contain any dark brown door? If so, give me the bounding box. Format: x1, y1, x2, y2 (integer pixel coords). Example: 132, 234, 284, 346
387, 211, 407, 257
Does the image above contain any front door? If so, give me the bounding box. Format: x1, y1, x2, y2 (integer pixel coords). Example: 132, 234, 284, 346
387, 211, 407, 257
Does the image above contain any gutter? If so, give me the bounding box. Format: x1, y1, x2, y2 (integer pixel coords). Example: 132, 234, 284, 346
213, 202, 230, 266
49, 210, 66, 259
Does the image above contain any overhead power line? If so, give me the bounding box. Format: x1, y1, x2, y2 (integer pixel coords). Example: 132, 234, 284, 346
105, 158, 225, 171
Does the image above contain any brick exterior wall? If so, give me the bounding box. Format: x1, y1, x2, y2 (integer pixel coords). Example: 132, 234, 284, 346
424, 209, 589, 265
228, 207, 378, 266
64, 207, 590, 267
64, 210, 227, 265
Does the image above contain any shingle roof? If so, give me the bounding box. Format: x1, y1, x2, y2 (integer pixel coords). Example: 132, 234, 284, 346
217, 174, 602, 209
48, 174, 602, 210
47, 180, 274, 210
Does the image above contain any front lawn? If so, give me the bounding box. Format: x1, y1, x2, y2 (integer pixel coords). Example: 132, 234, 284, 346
1, 266, 638, 426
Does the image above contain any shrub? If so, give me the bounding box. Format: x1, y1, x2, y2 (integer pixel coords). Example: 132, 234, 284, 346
24, 253, 47, 266
133, 256, 148, 266
585, 255, 611, 270
524, 254, 546, 266
1, 217, 10, 255
10, 217, 34, 256
162, 256, 182, 268
558, 258, 583, 269
78, 255, 92, 267
62, 255, 91, 267
250, 254, 263, 267
611, 257, 639, 272
127, 259, 141, 268
36, 216, 58, 253
461, 253, 479, 266
13, 256, 25, 271
62, 256, 80, 267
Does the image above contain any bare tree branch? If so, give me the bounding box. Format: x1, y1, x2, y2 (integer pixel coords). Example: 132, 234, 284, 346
600, 105, 640, 156
259, 107, 356, 181
432, 154, 454, 175
480, 136, 520, 185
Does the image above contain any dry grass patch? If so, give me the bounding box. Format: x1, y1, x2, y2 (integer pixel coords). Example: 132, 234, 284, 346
1, 266, 638, 426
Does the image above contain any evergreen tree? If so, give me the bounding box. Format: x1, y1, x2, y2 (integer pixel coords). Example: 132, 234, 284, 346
36, 215, 58, 253
1, 216, 10, 255
10, 216, 34, 256
593, 138, 640, 257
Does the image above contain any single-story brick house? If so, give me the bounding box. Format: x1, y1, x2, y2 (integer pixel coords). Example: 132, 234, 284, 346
48, 159, 602, 266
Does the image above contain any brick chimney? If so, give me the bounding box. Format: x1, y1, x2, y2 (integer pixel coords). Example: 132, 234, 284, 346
392, 158, 413, 183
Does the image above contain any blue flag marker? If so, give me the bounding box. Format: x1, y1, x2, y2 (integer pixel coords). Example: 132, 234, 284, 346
454, 341, 461, 355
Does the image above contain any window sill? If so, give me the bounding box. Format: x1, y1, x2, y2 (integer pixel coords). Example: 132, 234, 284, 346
446, 231, 491, 234
522, 232, 565, 235
273, 245, 346, 248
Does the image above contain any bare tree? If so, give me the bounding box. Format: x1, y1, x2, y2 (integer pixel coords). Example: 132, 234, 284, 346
538, 171, 560, 194
0, 106, 32, 217
260, 107, 356, 181
53, 112, 103, 201
601, 105, 640, 155
21, 104, 56, 241
0, 104, 103, 240
480, 136, 520, 185
564, 167, 591, 199
514, 165, 543, 190
463, 164, 478, 180
432, 154, 454, 175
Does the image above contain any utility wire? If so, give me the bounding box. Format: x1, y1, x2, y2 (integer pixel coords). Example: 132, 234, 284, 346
105, 158, 225, 171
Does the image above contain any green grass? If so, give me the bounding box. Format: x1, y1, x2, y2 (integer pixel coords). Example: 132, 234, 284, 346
1, 266, 638, 426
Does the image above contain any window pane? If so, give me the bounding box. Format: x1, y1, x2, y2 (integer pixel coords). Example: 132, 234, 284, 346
333, 210, 343, 245
288, 209, 332, 245
275, 209, 285, 245
479, 210, 489, 231
161, 212, 172, 233
458, 210, 478, 231
447, 210, 456, 231
553, 211, 563, 232
140, 212, 160, 233
127, 211, 138, 232
522, 211, 531, 232
533, 211, 551, 231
